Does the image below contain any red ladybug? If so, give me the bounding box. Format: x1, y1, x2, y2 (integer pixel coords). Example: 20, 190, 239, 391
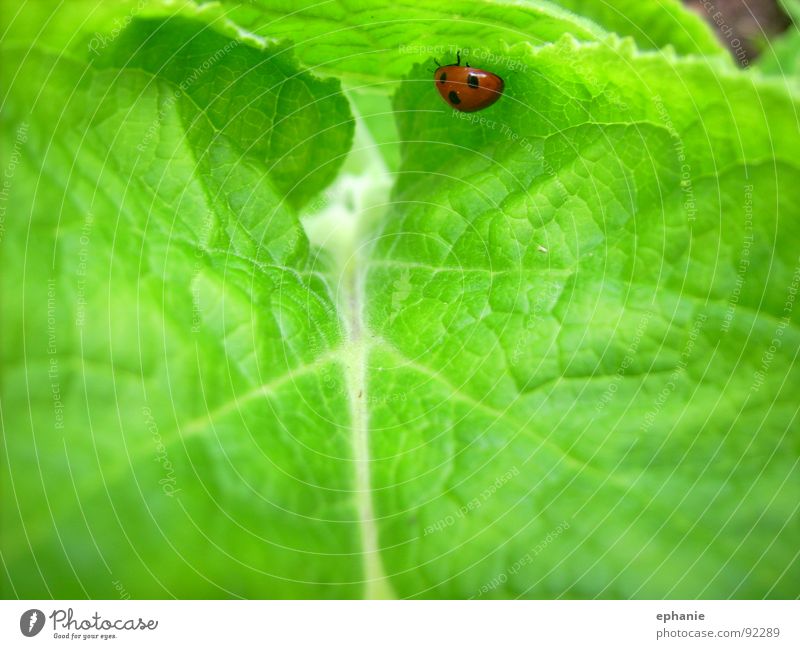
434, 51, 504, 112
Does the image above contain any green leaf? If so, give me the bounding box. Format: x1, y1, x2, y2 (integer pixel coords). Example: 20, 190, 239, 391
205, 0, 608, 79
377, 36, 800, 598
779, 0, 800, 24
1, 18, 357, 598
757, 27, 800, 90
2, 3, 799, 600
550, 0, 728, 56
94, 17, 354, 209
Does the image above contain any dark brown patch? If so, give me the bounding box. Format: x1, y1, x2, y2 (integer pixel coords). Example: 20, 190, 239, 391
448, 90, 460, 104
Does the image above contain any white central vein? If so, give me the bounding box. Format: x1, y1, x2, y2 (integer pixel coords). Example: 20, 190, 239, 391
341, 264, 394, 599
305, 96, 396, 598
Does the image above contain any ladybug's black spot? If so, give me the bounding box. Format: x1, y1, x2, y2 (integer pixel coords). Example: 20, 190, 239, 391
448, 90, 461, 105
439, 72, 447, 84
467, 74, 479, 88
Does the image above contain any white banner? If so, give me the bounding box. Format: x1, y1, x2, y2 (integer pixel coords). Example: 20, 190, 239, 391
0, 600, 797, 648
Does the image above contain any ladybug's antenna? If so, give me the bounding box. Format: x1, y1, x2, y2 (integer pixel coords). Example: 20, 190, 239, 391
456, 50, 461, 66
434, 58, 441, 67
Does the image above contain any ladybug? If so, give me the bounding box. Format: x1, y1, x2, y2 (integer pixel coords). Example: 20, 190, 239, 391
434, 51, 504, 112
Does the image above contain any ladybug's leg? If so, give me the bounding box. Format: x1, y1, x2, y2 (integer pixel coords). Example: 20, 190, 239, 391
456, 50, 461, 66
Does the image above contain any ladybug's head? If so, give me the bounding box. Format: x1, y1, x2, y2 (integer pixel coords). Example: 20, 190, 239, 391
434, 50, 465, 70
